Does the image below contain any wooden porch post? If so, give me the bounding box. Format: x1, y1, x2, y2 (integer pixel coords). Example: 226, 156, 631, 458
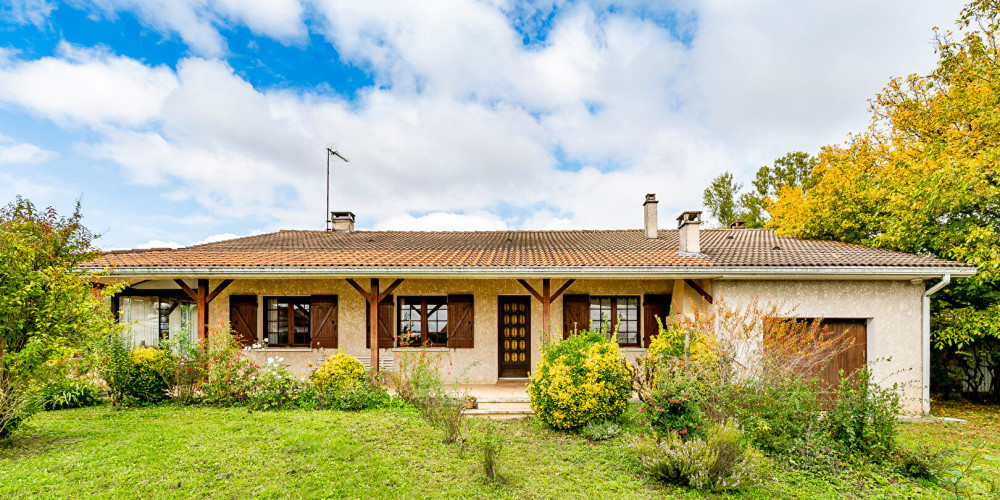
174, 278, 234, 339
346, 278, 404, 375
517, 278, 575, 343
369, 278, 379, 373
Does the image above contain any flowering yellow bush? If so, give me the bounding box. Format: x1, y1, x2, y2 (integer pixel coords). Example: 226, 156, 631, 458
126, 347, 170, 402
528, 331, 631, 430
312, 352, 366, 389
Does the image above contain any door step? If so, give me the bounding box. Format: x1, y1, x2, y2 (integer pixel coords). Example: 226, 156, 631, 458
463, 397, 533, 419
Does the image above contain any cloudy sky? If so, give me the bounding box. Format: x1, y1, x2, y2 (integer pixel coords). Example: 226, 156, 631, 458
0, 0, 965, 249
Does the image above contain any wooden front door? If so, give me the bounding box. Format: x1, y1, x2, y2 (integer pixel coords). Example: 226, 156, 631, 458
819, 318, 868, 391
499, 296, 531, 378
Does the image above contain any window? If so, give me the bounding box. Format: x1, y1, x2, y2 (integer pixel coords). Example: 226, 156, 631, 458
120, 295, 197, 347
265, 297, 311, 347
397, 296, 448, 347
590, 296, 639, 346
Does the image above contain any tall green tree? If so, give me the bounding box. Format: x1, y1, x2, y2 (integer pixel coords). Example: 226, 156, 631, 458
767, 0, 1000, 400
703, 152, 818, 228
0, 197, 117, 437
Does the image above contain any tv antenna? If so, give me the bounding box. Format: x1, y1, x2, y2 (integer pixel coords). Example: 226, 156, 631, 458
326, 147, 350, 231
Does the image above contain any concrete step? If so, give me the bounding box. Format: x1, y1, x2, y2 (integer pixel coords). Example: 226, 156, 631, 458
475, 401, 532, 411
463, 407, 534, 419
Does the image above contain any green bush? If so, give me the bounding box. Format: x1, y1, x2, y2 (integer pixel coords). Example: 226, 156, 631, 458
40, 377, 100, 410
634, 420, 765, 492
155, 334, 205, 405
893, 443, 949, 481
580, 419, 622, 441
126, 348, 171, 403
317, 375, 393, 411
201, 324, 259, 406
247, 358, 304, 410
312, 352, 366, 390
825, 367, 902, 460
528, 331, 631, 430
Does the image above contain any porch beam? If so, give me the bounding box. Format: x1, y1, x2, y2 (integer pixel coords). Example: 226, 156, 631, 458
345, 278, 372, 301
205, 279, 234, 304
683, 279, 714, 304
377, 279, 404, 303
197, 279, 209, 339
518, 278, 575, 341
174, 279, 199, 302
369, 278, 379, 375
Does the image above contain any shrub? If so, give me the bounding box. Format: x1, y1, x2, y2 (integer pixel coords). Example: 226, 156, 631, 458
156, 334, 205, 404
478, 427, 506, 484
634, 420, 765, 492
247, 357, 305, 411
893, 444, 949, 481
39, 376, 99, 410
201, 323, 259, 406
580, 419, 622, 441
634, 349, 705, 441
391, 347, 471, 442
126, 348, 171, 403
824, 366, 902, 460
528, 331, 631, 430
312, 352, 366, 390
317, 374, 392, 411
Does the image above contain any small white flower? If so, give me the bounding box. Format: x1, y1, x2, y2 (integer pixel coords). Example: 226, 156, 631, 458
277, 357, 284, 362
267, 357, 274, 364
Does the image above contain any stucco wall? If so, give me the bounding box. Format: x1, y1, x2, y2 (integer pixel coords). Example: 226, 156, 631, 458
206, 278, 676, 383
716, 279, 925, 413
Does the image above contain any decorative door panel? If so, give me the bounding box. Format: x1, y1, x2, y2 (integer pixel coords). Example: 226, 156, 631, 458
498, 296, 530, 378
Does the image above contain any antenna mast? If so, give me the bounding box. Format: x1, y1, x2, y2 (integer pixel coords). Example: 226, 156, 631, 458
326, 147, 350, 231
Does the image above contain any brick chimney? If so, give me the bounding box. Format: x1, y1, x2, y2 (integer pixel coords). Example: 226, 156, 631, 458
330, 211, 355, 232
643, 193, 658, 239
677, 211, 702, 253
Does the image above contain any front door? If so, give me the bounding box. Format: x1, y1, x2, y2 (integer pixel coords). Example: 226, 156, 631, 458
498, 296, 531, 378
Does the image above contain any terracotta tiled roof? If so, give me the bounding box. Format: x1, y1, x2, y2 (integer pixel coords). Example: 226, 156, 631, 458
82, 229, 971, 270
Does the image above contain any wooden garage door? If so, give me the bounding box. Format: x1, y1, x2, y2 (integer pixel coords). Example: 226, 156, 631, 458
818, 318, 868, 391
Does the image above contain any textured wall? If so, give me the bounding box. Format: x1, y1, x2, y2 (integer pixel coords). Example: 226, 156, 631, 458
206, 277, 676, 383
716, 279, 925, 413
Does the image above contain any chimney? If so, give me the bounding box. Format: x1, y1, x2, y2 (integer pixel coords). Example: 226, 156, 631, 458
677, 211, 702, 253
729, 220, 747, 229
643, 193, 658, 239
330, 211, 355, 232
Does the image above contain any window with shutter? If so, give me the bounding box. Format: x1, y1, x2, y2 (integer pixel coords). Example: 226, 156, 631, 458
447, 294, 474, 348
229, 295, 257, 347
642, 294, 671, 348
562, 294, 590, 339
310, 295, 338, 349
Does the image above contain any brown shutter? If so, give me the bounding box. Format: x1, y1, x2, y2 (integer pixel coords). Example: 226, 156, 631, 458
643, 294, 671, 348
447, 294, 474, 348
229, 295, 257, 346
310, 295, 338, 348
366, 295, 396, 348
562, 294, 590, 339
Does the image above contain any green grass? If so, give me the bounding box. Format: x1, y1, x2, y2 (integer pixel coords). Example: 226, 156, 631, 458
0, 402, 996, 499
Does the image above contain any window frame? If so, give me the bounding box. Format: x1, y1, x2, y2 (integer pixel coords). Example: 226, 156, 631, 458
396, 295, 449, 347
264, 296, 312, 347
589, 295, 641, 347
113, 289, 197, 346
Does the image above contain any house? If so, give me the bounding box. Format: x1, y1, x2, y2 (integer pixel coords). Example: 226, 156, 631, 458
83, 194, 976, 414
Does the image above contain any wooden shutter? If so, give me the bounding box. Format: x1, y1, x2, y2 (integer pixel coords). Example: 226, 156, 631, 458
229, 295, 257, 347
819, 319, 868, 391
562, 294, 590, 339
643, 294, 671, 348
310, 295, 338, 349
366, 295, 395, 348
447, 294, 474, 348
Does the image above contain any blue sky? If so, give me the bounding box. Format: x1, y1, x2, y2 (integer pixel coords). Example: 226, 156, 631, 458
0, 0, 965, 249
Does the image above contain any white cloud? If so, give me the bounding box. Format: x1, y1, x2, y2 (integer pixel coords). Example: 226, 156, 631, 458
82, 0, 307, 56
0, 133, 58, 163
0, 43, 178, 127
0, 0, 972, 242
135, 239, 181, 249
194, 232, 240, 244
2, 0, 55, 27
374, 211, 510, 231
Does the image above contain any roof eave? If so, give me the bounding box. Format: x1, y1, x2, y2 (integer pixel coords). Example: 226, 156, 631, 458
82, 265, 978, 280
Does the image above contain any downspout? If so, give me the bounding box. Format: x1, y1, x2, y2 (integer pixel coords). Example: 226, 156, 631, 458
922, 274, 951, 415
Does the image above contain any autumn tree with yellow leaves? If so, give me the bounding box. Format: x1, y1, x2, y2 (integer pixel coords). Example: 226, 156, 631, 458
766, 0, 1000, 400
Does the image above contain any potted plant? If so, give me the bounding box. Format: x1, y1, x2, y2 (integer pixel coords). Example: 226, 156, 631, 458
465, 395, 478, 409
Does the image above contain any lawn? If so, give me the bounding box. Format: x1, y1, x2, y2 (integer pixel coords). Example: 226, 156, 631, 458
0, 402, 996, 499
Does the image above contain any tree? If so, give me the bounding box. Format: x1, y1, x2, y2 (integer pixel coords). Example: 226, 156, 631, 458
703, 152, 818, 228
0, 197, 117, 437
767, 0, 1000, 400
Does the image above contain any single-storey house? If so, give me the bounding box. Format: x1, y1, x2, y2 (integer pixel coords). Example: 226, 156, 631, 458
84, 194, 976, 414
